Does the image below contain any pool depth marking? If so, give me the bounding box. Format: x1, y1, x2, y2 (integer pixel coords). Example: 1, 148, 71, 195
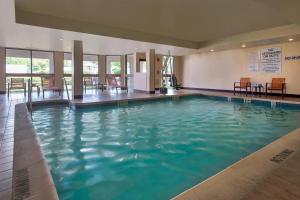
270, 149, 294, 163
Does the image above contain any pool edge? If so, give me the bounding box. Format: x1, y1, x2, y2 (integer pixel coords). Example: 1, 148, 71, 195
13, 103, 59, 200
173, 127, 300, 200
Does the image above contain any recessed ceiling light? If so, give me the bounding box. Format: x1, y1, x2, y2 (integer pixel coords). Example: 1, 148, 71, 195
210, 49, 214, 52
241, 44, 247, 48
288, 38, 294, 42
59, 38, 63, 41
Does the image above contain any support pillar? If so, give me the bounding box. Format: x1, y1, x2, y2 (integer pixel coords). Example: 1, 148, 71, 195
146, 49, 155, 93
53, 51, 64, 90
98, 55, 106, 84
120, 55, 126, 85
0, 47, 5, 93
174, 56, 183, 83
72, 40, 83, 99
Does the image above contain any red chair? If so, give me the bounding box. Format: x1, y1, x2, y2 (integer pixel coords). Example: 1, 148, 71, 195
266, 78, 286, 99
106, 75, 128, 93
234, 77, 251, 96
41, 76, 62, 99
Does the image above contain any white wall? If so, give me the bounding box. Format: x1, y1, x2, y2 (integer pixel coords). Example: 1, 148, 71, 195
182, 41, 300, 94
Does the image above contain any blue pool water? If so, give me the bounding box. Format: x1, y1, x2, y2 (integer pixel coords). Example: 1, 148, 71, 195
32, 96, 300, 200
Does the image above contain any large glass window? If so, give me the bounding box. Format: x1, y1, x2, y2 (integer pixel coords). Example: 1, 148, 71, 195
32, 51, 53, 74
106, 56, 121, 74
63, 53, 72, 75
5, 49, 31, 90
83, 55, 98, 75
31, 51, 53, 85
6, 49, 31, 74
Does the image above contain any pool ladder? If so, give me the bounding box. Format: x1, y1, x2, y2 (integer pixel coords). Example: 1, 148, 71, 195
27, 79, 33, 119
63, 78, 72, 109
244, 98, 251, 104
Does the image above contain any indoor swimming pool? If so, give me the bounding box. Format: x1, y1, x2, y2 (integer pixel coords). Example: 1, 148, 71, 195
32, 96, 300, 200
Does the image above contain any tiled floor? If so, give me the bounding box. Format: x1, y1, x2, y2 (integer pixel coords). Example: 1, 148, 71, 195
1, 88, 300, 200
0, 96, 17, 199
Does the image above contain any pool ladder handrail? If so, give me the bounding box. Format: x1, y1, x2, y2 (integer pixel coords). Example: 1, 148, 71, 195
27, 79, 33, 119
63, 77, 72, 108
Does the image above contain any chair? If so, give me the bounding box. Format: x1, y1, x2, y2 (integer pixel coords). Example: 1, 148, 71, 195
41, 76, 62, 99
106, 75, 128, 93
234, 77, 251, 96
266, 78, 286, 99
7, 78, 26, 97
83, 77, 97, 93
169, 74, 181, 90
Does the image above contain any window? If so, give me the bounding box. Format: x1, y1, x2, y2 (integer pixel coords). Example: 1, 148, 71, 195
83, 55, 98, 74
5, 49, 31, 88
139, 59, 147, 73
32, 51, 53, 74
31, 51, 53, 85
64, 53, 72, 75
6, 49, 31, 74
106, 56, 121, 74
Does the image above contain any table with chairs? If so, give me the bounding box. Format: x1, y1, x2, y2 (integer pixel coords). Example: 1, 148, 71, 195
234, 77, 287, 99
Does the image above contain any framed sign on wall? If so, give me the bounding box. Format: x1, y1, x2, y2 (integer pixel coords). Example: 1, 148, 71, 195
248, 51, 260, 72
260, 47, 282, 73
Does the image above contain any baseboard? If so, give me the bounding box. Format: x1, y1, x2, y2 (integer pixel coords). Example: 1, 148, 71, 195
134, 89, 155, 94
182, 87, 300, 98
0, 91, 6, 94
73, 95, 83, 99
182, 87, 232, 93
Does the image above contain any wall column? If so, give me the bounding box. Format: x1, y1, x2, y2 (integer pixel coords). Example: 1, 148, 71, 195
146, 49, 155, 93
120, 55, 126, 85
98, 55, 106, 84
155, 54, 163, 89
72, 40, 83, 99
53, 51, 64, 90
174, 56, 183, 83
0, 47, 5, 93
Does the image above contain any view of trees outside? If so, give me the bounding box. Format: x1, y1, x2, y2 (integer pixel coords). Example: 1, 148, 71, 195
32, 58, 50, 73
64, 60, 72, 74
6, 57, 31, 73
83, 61, 98, 74
110, 61, 121, 74
6, 56, 50, 85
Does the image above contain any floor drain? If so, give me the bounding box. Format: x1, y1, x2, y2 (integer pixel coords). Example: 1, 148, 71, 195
14, 168, 30, 200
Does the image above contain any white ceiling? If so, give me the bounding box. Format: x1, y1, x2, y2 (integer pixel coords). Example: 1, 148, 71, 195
14, 0, 300, 48
0, 0, 197, 56
1, 0, 300, 56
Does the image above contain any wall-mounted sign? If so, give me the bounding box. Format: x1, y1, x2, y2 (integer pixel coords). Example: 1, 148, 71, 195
248, 51, 260, 72
260, 47, 281, 73
285, 55, 300, 61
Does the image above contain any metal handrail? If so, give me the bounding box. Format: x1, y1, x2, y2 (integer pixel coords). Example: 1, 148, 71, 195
27, 79, 33, 118
63, 78, 71, 108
